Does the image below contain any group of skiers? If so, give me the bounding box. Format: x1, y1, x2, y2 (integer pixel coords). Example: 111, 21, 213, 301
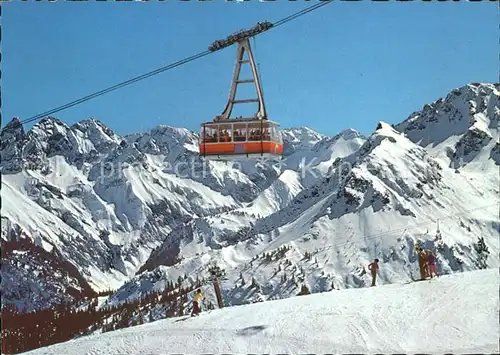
416, 245, 439, 280
367, 244, 439, 286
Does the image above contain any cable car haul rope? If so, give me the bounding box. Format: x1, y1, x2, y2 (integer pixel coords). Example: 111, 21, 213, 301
6, 0, 334, 156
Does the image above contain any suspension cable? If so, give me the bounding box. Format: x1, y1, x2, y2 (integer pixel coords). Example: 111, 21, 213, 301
14, 51, 212, 127
5, 0, 334, 130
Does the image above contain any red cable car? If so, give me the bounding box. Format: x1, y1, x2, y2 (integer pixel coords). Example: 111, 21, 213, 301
200, 117, 283, 160
199, 32, 283, 160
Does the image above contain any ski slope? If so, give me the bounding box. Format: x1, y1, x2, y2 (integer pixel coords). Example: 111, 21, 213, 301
24, 269, 500, 354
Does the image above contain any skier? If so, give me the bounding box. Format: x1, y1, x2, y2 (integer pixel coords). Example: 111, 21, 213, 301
191, 289, 204, 316
367, 258, 379, 286
427, 251, 438, 278
418, 249, 428, 280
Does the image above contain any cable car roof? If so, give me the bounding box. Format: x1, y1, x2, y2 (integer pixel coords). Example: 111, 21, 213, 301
201, 118, 281, 125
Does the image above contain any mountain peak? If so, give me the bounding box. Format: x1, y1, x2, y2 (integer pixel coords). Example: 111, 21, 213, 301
339, 128, 364, 140
281, 126, 326, 155
124, 124, 199, 157
0, 117, 25, 152
150, 124, 197, 139
281, 126, 325, 141
32, 116, 70, 134
394, 82, 498, 149
375, 121, 396, 133
72, 117, 116, 136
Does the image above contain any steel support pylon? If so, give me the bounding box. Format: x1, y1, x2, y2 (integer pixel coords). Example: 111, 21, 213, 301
215, 38, 267, 121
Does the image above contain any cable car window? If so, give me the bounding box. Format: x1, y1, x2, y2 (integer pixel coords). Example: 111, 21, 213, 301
233, 123, 247, 142
201, 125, 218, 143
275, 126, 283, 144
218, 123, 232, 142
258, 121, 272, 141
262, 125, 271, 141
199, 126, 205, 143
269, 124, 280, 142
247, 121, 262, 141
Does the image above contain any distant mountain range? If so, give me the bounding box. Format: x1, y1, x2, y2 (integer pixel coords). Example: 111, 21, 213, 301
1, 82, 498, 312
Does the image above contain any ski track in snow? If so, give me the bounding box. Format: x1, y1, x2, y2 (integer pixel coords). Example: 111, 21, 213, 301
24, 269, 500, 354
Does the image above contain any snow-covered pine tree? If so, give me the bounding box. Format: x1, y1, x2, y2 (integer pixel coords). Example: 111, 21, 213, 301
473, 236, 490, 269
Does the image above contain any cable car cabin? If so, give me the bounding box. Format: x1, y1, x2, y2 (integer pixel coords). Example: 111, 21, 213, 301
199, 119, 283, 160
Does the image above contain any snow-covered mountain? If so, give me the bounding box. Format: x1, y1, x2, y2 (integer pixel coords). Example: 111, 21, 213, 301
0, 116, 356, 312
280, 126, 326, 155
1, 82, 498, 313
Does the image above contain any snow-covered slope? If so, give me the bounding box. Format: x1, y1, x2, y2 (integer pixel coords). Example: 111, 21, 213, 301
23, 269, 500, 354
284, 128, 366, 187
1, 83, 498, 314
1, 230, 97, 313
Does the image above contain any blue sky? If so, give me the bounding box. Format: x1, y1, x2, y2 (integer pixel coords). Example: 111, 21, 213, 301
3, 1, 498, 137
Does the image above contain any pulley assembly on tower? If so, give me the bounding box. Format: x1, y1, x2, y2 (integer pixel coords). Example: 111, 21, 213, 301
199, 21, 283, 161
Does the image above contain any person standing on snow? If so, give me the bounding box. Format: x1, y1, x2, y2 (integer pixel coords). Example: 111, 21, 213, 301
427, 251, 438, 278
191, 289, 204, 316
368, 259, 379, 286
418, 249, 428, 280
